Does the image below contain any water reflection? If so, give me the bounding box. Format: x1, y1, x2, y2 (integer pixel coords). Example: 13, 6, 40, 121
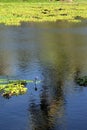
0, 22, 87, 130
28, 83, 65, 130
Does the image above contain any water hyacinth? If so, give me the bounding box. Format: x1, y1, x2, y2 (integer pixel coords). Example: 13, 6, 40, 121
0, 2, 87, 26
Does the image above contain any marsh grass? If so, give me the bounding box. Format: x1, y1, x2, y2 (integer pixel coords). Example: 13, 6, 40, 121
0, 2, 87, 25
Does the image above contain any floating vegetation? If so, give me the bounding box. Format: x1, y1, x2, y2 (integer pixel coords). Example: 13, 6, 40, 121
0, 80, 28, 99
0, 2, 87, 26
75, 76, 87, 86
0, 78, 41, 99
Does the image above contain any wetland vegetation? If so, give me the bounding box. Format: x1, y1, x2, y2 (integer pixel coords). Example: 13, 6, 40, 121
0, 79, 28, 98
0, 1, 87, 130
0, 2, 87, 25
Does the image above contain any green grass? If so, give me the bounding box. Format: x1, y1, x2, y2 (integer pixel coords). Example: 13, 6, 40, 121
0, 0, 86, 2
0, 0, 49, 2
0, 2, 87, 25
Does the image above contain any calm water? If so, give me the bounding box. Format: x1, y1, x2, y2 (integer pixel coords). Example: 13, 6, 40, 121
0, 22, 87, 130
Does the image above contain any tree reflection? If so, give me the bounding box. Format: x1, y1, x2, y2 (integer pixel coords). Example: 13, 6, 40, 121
28, 72, 65, 130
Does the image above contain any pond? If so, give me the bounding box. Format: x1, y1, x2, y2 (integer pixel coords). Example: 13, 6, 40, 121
0, 21, 87, 130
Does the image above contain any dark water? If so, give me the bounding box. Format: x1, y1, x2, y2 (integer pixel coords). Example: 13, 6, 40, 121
0, 22, 87, 130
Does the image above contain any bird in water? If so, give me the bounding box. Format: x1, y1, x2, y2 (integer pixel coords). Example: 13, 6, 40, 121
34, 77, 38, 91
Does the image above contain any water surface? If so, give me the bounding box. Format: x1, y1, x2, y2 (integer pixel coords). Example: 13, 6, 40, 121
0, 22, 87, 130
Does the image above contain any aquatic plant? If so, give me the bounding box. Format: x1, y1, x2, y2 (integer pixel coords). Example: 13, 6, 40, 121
0, 80, 28, 98
75, 76, 87, 86
0, 2, 87, 26
0, 78, 41, 98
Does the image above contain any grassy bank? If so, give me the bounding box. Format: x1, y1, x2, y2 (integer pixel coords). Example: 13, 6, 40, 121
0, 2, 87, 25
